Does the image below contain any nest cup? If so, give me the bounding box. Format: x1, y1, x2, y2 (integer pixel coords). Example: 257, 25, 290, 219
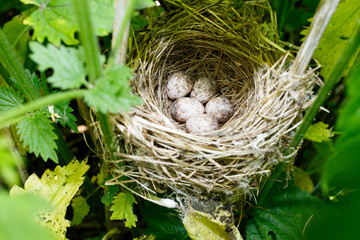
109, 1, 317, 201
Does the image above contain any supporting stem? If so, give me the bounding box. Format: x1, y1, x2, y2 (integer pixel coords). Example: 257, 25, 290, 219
291, 0, 340, 76
258, 18, 360, 205
108, 0, 136, 68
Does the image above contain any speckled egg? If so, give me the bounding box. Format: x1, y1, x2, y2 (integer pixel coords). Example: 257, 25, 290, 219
167, 72, 193, 100
205, 97, 234, 123
190, 77, 218, 103
186, 114, 219, 133
170, 97, 204, 122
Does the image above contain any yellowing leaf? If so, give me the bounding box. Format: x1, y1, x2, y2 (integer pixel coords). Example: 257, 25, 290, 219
71, 196, 90, 226
314, 0, 360, 78
110, 192, 138, 228
183, 198, 243, 240
10, 159, 89, 239
304, 122, 335, 143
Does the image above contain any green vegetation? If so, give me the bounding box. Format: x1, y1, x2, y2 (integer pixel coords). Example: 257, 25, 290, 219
0, 0, 359, 239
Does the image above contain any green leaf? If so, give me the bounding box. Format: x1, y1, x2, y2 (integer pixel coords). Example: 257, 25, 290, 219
101, 184, 119, 206
323, 55, 360, 192
0, 191, 56, 240
246, 178, 328, 240
10, 159, 90, 239
110, 192, 138, 228
29, 42, 86, 90
2, 15, 31, 63
134, 0, 155, 10
54, 100, 78, 132
314, 0, 360, 78
0, 87, 24, 113
20, 0, 114, 45
304, 122, 335, 143
71, 196, 90, 226
16, 111, 58, 163
84, 65, 142, 114
141, 201, 190, 240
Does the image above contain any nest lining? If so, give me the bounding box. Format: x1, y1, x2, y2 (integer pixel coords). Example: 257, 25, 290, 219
108, 1, 318, 199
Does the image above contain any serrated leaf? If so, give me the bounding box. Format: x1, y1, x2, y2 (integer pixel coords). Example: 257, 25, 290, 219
314, 0, 360, 78
71, 196, 90, 226
16, 111, 58, 163
21, 0, 114, 45
0, 191, 56, 240
2, 15, 31, 63
84, 65, 142, 114
110, 192, 138, 228
10, 159, 89, 239
133, 235, 156, 240
29, 42, 86, 90
54, 101, 78, 132
246, 178, 329, 240
304, 122, 334, 143
0, 87, 24, 113
101, 185, 119, 206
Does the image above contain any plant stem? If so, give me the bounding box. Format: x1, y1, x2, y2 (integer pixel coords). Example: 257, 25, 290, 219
0, 29, 39, 101
108, 0, 136, 68
0, 89, 87, 127
258, 18, 360, 205
73, 0, 102, 83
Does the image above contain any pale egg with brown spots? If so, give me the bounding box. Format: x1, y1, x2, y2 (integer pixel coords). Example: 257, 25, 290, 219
190, 77, 218, 103
167, 71, 193, 100
170, 97, 204, 122
205, 97, 234, 123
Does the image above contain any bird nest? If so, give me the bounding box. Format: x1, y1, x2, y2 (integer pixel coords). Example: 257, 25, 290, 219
108, 1, 318, 201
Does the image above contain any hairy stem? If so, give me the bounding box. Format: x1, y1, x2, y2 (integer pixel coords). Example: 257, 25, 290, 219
0, 29, 39, 101
73, 0, 102, 83
0, 90, 87, 127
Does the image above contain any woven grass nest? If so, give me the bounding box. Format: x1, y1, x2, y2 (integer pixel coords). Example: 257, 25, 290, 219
109, 0, 318, 201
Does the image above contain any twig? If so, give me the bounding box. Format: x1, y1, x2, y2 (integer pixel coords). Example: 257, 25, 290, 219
291, 0, 340, 76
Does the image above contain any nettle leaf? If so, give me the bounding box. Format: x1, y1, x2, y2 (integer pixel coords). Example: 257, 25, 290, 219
110, 192, 138, 228
29, 42, 86, 90
101, 184, 119, 206
54, 101, 78, 132
246, 179, 329, 240
0, 87, 24, 113
314, 0, 360, 78
304, 122, 334, 143
10, 159, 89, 239
21, 0, 114, 45
16, 111, 58, 163
84, 65, 142, 114
71, 196, 90, 226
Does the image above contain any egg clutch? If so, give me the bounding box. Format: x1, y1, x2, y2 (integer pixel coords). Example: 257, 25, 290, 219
166, 71, 234, 134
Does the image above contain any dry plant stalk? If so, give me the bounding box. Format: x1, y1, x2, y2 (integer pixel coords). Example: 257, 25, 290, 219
107, 0, 319, 200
